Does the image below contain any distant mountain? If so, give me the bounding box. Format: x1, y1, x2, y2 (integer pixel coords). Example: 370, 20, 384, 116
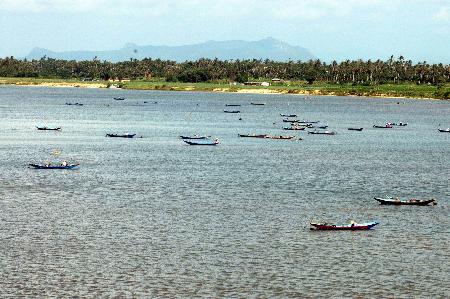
25, 38, 315, 62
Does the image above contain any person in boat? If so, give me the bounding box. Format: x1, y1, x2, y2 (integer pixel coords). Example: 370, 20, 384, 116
350, 220, 356, 227
61, 161, 68, 166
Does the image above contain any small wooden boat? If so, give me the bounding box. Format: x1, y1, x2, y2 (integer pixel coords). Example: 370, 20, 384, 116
298, 120, 320, 124
226, 104, 241, 107
280, 114, 297, 117
180, 135, 210, 140
390, 122, 407, 126
36, 126, 61, 131
224, 110, 240, 113
310, 221, 379, 231
114, 97, 126, 100
238, 134, 267, 138
374, 197, 437, 206
309, 125, 328, 129
373, 124, 393, 128
29, 163, 79, 170
283, 126, 305, 131
265, 135, 295, 140
184, 139, 219, 145
106, 133, 136, 138
65, 102, 83, 106
438, 128, 450, 133
348, 128, 363, 131
282, 119, 300, 123
250, 102, 265, 106
308, 130, 336, 135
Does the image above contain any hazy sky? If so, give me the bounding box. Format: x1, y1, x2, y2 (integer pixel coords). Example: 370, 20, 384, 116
1, 0, 449, 62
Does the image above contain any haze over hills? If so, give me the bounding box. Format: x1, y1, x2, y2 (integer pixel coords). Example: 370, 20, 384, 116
25, 38, 315, 62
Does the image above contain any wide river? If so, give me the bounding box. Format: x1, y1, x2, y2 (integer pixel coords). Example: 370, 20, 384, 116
0, 85, 449, 297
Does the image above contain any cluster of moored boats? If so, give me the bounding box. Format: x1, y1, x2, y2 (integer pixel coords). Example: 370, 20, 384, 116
310, 196, 437, 230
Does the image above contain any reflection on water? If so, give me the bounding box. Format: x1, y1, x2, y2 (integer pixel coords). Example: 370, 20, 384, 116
0, 85, 449, 297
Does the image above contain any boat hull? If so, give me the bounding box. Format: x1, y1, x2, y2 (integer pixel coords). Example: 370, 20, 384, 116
310, 222, 379, 230
29, 163, 79, 169
374, 197, 436, 206
106, 134, 136, 138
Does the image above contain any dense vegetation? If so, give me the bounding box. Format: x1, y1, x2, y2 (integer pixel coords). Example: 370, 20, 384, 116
1, 56, 449, 98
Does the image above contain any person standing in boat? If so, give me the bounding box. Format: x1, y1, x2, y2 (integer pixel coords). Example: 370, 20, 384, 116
61, 161, 68, 166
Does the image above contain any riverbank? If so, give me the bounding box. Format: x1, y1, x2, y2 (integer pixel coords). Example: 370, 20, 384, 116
1, 77, 449, 100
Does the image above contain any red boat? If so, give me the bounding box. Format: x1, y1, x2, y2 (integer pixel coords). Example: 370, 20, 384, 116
310, 221, 379, 230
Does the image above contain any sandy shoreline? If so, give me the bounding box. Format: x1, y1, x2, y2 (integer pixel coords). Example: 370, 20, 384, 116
0, 80, 445, 101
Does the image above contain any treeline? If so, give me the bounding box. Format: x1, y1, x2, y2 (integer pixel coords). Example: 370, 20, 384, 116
1, 55, 449, 85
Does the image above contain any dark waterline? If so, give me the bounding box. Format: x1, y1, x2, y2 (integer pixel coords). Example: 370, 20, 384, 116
0, 85, 449, 297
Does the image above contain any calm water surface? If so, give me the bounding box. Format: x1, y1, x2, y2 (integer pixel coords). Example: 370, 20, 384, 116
0, 85, 449, 297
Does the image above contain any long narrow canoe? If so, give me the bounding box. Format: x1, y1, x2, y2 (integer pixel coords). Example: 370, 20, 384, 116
308, 130, 336, 135
373, 125, 393, 128
36, 126, 61, 131
106, 133, 136, 138
438, 128, 450, 133
280, 114, 297, 117
348, 128, 363, 131
310, 221, 379, 230
184, 140, 219, 145
225, 104, 241, 107
180, 135, 210, 140
29, 163, 79, 169
238, 134, 267, 138
224, 110, 240, 113
374, 197, 437, 206
283, 127, 305, 131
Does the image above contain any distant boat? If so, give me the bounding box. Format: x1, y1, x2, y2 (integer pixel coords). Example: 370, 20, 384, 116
238, 134, 267, 138
180, 135, 210, 140
29, 163, 79, 170
114, 97, 126, 100
282, 119, 300, 123
280, 114, 297, 117
283, 126, 305, 131
65, 102, 83, 106
265, 135, 295, 140
374, 197, 437, 206
348, 128, 363, 131
438, 128, 450, 133
224, 110, 240, 113
390, 122, 407, 126
106, 133, 136, 138
308, 130, 336, 135
36, 126, 61, 131
309, 125, 328, 129
373, 124, 393, 128
310, 221, 379, 231
225, 104, 241, 107
184, 139, 219, 145
250, 102, 265, 106
298, 120, 320, 124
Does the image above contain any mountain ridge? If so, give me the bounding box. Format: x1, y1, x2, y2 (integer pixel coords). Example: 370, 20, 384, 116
26, 38, 315, 62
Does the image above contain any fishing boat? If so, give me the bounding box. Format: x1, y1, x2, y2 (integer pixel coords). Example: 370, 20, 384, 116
226, 104, 241, 107
390, 122, 407, 126
29, 163, 79, 170
184, 139, 219, 145
224, 110, 240, 113
348, 128, 363, 131
298, 120, 320, 124
106, 133, 136, 138
309, 125, 328, 129
114, 97, 126, 100
250, 102, 265, 106
180, 135, 210, 140
283, 126, 305, 131
310, 221, 379, 231
373, 124, 393, 128
265, 135, 295, 140
65, 102, 83, 106
282, 119, 300, 123
280, 114, 297, 117
238, 134, 267, 138
438, 128, 450, 133
36, 126, 61, 131
374, 197, 437, 206
308, 130, 336, 135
